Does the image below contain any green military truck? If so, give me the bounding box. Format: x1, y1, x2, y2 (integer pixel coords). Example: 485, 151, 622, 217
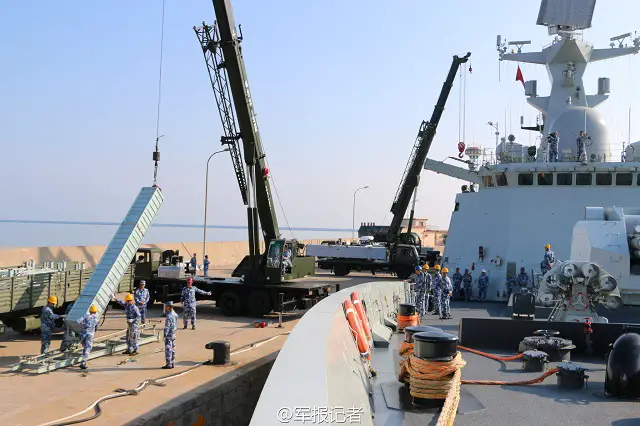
134, 247, 330, 317
0, 262, 136, 334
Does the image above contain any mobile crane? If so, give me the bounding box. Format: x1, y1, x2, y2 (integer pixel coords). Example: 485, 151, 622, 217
185, 0, 328, 315
307, 53, 471, 279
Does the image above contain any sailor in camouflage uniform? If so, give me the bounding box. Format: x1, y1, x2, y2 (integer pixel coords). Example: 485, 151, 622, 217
40, 296, 61, 354
478, 270, 489, 302
431, 265, 443, 316
134, 280, 150, 324
406, 266, 426, 317
112, 293, 141, 355
541, 244, 555, 275
506, 273, 516, 301
517, 267, 530, 291
440, 268, 453, 319
59, 300, 76, 352
163, 301, 179, 369
451, 268, 463, 300
78, 305, 100, 369
422, 264, 432, 312
462, 269, 473, 301
181, 278, 211, 330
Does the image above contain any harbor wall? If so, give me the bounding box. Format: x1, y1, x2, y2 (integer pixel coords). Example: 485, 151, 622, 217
0, 240, 446, 269
124, 351, 278, 426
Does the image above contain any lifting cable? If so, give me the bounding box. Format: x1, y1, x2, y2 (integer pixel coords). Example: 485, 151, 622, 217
37, 332, 291, 426
152, 0, 167, 185
263, 158, 294, 239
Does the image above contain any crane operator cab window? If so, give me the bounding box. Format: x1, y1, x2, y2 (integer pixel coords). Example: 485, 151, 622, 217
266, 240, 288, 274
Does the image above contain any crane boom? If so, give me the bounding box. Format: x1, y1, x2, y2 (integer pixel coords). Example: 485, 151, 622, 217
388, 53, 471, 240
195, 0, 280, 256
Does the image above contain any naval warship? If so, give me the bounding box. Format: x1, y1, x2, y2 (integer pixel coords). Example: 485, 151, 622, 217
248, 1, 640, 425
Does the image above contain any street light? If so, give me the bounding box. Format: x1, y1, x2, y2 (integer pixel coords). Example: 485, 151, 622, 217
203, 147, 231, 264
352, 186, 369, 240
487, 121, 500, 153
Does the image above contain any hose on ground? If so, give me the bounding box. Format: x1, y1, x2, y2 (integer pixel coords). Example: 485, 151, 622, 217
36, 332, 291, 426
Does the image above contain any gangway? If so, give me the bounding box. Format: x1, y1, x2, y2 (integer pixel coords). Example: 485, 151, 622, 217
65, 186, 164, 332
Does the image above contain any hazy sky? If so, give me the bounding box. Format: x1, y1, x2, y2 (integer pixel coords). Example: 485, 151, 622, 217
1, 0, 639, 247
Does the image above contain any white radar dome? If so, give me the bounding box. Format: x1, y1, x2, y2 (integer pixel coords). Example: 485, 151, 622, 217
545, 106, 611, 161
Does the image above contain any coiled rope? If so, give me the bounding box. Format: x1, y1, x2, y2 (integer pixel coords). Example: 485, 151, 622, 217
407, 352, 467, 400
397, 314, 419, 331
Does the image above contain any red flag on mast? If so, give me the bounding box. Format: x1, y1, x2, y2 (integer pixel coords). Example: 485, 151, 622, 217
515, 65, 525, 88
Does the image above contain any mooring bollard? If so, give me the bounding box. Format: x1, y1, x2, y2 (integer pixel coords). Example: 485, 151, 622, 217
205, 340, 230, 365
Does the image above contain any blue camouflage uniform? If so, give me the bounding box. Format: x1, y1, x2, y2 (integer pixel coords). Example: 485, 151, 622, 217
424, 273, 432, 312
115, 299, 141, 353
60, 302, 76, 351
452, 271, 463, 299
440, 276, 453, 319
462, 272, 473, 301
506, 275, 516, 300
410, 271, 426, 317
576, 135, 588, 162
478, 274, 489, 301
40, 305, 60, 354
432, 273, 443, 316
181, 285, 211, 329
547, 133, 559, 162
541, 250, 555, 274
517, 270, 530, 290
78, 313, 99, 367
203, 257, 210, 276
164, 310, 179, 367
134, 287, 150, 324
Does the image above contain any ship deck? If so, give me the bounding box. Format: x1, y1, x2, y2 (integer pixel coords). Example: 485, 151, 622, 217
370, 302, 640, 426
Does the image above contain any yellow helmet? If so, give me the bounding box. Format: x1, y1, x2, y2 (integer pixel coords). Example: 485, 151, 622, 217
89, 305, 98, 313
125, 293, 135, 302
48, 295, 58, 304
442, 267, 449, 273
545, 244, 551, 250
434, 265, 441, 270
422, 264, 430, 271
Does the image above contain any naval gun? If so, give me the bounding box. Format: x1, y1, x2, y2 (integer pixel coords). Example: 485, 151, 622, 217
538, 260, 623, 323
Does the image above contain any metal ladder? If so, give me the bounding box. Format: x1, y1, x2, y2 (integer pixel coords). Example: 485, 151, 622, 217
65, 186, 164, 333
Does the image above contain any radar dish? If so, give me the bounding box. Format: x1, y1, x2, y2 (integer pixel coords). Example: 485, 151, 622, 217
536, 0, 596, 31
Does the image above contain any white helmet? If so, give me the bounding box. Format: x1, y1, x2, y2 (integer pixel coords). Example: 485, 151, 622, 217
481, 269, 487, 273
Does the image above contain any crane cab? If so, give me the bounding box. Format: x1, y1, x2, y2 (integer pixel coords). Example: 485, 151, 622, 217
232, 239, 315, 284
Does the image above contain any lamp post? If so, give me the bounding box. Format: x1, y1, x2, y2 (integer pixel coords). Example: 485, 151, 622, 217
487, 121, 500, 155
352, 186, 369, 240
203, 148, 230, 263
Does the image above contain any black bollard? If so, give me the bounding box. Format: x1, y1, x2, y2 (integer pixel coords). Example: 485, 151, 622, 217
205, 340, 231, 365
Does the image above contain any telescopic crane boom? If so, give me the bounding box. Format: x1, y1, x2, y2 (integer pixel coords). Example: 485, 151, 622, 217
195, 0, 314, 284
387, 53, 471, 243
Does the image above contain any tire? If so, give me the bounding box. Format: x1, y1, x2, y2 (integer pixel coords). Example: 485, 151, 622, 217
333, 264, 351, 277
218, 291, 243, 316
396, 267, 413, 280
248, 290, 273, 316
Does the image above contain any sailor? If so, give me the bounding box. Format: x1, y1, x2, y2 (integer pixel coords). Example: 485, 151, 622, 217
517, 267, 530, 290
547, 131, 559, 162
422, 264, 432, 312
451, 267, 463, 300
462, 269, 473, 302
576, 131, 589, 163
60, 300, 76, 352
282, 247, 293, 274
189, 253, 197, 274
431, 265, 443, 316
163, 301, 179, 369
440, 268, 453, 320
134, 281, 150, 324
478, 270, 489, 302
112, 293, 141, 355
203, 255, 210, 277
181, 277, 212, 330
40, 296, 61, 354
506, 273, 516, 301
541, 244, 555, 274
78, 305, 100, 370
406, 266, 426, 317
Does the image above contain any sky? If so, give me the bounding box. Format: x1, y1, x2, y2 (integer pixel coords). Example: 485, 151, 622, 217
1, 0, 640, 247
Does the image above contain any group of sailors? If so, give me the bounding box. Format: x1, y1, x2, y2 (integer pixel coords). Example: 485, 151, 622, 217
39, 277, 211, 370
546, 130, 590, 163
406, 243, 556, 317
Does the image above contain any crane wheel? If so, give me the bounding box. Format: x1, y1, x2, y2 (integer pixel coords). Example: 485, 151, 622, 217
218, 291, 243, 316
248, 290, 273, 316
333, 264, 351, 277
